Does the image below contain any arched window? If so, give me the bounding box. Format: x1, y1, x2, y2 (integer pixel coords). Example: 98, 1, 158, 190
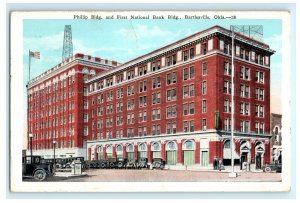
106, 145, 113, 158
224, 140, 231, 148
126, 144, 135, 161
151, 142, 161, 158
90, 69, 96, 75
116, 144, 123, 159
82, 67, 89, 74
166, 141, 177, 165
138, 143, 147, 159
183, 140, 195, 165
97, 146, 103, 160
166, 141, 177, 151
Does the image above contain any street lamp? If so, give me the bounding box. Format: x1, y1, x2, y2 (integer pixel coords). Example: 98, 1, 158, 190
53, 140, 56, 174
29, 133, 33, 163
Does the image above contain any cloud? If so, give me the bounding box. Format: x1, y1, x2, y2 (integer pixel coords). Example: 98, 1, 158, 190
264, 34, 282, 56
116, 24, 172, 40
23, 32, 64, 51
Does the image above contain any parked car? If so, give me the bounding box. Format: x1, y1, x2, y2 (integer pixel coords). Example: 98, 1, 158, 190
262, 163, 282, 173
152, 158, 165, 170
137, 158, 150, 169
126, 159, 138, 169
116, 158, 128, 169
22, 156, 54, 181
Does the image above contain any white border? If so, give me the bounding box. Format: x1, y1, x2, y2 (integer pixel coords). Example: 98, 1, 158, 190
10, 10, 291, 192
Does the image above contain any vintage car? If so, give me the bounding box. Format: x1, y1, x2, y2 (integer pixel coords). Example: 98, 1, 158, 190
152, 158, 165, 170
116, 158, 128, 169
22, 156, 54, 181
126, 159, 138, 169
137, 158, 150, 169
262, 163, 282, 173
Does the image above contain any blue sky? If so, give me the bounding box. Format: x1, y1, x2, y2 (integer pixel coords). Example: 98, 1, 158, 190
23, 18, 282, 113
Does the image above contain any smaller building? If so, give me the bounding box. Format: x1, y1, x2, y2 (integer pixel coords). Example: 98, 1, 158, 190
270, 113, 282, 164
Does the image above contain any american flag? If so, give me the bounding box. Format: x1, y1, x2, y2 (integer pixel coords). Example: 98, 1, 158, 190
30, 51, 40, 59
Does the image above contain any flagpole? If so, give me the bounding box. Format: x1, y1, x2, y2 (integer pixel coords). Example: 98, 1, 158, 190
28, 50, 31, 83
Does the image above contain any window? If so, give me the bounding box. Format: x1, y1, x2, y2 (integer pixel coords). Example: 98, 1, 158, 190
127, 69, 135, 80
116, 74, 124, 83
127, 85, 135, 95
190, 48, 194, 59
152, 92, 161, 104
240, 48, 245, 59
224, 118, 231, 131
202, 119, 207, 131
166, 72, 177, 85
116, 115, 124, 125
183, 84, 195, 98
127, 113, 135, 124
183, 120, 195, 133
255, 71, 265, 83
106, 117, 113, 127
183, 50, 188, 61
202, 100, 207, 113
166, 106, 177, 118
183, 102, 194, 115
152, 108, 161, 120
106, 104, 113, 114
116, 102, 123, 112
139, 96, 147, 107
139, 80, 147, 92
190, 66, 195, 79
167, 89, 177, 101
240, 66, 250, 80
166, 56, 171, 66
106, 91, 113, 101
240, 84, 250, 98
255, 88, 264, 100
116, 88, 124, 98
223, 81, 232, 94
152, 124, 161, 135
152, 76, 161, 89
167, 122, 176, 134
127, 99, 135, 110
255, 122, 265, 134
127, 128, 134, 137
202, 81, 207, 94
138, 66, 147, 76
240, 102, 250, 115
224, 61, 232, 75
139, 111, 147, 122
202, 62, 207, 75
172, 54, 176, 65
255, 105, 265, 117
240, 120, 250, 133
183, 66, 195, 80
203, 43, 207, 55
224, 100, 231, 113
183, 68, 188, 80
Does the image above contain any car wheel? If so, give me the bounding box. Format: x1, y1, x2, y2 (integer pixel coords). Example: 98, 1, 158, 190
264, 167, 272, 173
100, 162, 106, 169
33, 169, 46, 181
118, 162, 123, 168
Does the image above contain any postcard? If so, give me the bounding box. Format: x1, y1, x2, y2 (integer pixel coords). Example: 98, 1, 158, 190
10, 10, 291, 192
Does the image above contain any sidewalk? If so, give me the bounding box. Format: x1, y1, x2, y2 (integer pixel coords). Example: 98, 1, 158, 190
54, 171, 88, 178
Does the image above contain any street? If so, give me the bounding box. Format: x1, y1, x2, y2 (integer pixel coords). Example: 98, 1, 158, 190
23, 169, 282, 182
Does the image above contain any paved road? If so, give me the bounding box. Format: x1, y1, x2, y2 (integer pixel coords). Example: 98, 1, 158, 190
30, 169, 282, 182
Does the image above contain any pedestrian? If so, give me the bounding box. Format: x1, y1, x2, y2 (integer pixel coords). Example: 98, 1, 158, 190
218, 159, 223, 171
213, 157, 218, 170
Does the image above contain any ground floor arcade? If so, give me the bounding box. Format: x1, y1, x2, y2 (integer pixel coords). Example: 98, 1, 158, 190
86, 131, 271, 170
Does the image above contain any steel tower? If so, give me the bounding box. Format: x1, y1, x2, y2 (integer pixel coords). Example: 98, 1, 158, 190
62, 25, 73, 62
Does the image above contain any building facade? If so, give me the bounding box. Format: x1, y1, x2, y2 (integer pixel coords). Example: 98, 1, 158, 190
270, 113, 282, 164
27, 26, 275, 170
27, 54, 121, 158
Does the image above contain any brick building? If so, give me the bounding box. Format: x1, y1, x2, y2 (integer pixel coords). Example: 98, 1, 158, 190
27, 54, 121, 158
270, 113, 282, 164
27, 26, 275, 170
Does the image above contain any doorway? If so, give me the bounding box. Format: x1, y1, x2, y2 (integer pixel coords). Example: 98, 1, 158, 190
240, 152, 248, 170
256, 153, 262, 169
